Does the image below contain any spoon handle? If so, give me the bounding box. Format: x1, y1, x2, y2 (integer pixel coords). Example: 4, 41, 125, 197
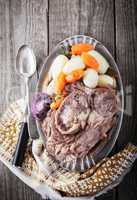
12, 122, 29, 166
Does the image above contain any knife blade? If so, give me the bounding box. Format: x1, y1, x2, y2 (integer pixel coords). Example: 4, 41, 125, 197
28, 71, 39, 140
12, 120, 29, 166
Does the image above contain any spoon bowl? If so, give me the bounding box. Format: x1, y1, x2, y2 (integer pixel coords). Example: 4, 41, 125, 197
16, 45, 36, 78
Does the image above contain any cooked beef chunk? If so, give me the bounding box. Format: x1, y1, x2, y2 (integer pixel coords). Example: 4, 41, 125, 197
93, 87, 118, 117
42, 84, 119, 162
55, 91, 90, 135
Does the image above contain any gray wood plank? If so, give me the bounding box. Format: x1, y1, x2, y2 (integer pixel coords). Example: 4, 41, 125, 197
49, 0, 115, 55
115, 0, 137, 199
0, 0, 48, 199
49, 0, 80, 51
49, 1, 116, 200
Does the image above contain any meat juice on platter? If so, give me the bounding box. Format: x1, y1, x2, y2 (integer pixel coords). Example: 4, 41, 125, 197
33, 35, 123, 171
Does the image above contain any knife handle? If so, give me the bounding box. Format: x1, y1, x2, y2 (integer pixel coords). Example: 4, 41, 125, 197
12, 122, 29, 166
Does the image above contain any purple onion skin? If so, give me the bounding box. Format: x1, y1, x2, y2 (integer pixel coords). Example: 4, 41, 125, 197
31, 92, 52, 120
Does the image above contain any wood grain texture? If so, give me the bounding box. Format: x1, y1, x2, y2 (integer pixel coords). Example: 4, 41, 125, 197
0, 0, 48, 200
49, 0, 115, 54
115, 0, 137, 199
49, 0, 80, 50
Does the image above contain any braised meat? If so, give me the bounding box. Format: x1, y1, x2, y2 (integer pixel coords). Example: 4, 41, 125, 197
42, 85, 119, 162
93, 87, 118, 117
55, 91, 90, 135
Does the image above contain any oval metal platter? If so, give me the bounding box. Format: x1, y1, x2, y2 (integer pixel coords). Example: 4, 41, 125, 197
36, 35, 124, 172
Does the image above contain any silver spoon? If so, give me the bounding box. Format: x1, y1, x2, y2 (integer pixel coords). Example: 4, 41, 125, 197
12, 45, 36, 166
16, 45, 36, 109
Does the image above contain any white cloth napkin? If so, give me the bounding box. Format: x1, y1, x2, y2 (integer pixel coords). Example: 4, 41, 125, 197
0, 140, 94, 200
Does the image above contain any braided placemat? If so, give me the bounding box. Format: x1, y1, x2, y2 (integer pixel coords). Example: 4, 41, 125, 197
0, 99, 137, 199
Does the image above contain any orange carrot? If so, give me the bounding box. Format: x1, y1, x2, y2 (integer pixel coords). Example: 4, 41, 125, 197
65, 69, 84, 83
81, 52, 99, 71
71, 43, 94, 55
50, 100, 61, 110
50, 95, 64, 110
62, 89, 68, 97
55, 72, 66, 94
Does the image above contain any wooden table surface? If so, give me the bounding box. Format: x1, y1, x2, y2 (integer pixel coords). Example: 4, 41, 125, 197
0, 0, 137, 200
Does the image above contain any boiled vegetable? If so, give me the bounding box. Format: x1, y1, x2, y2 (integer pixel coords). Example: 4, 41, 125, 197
55, 72, 66, 94
81, 52, 99, 71
31, 93, 52, 120
60, 45, 72, 59
50, 95, 64, 110
65, 69, 84, 83
71, 43, 94, 55
88, 50, 109, 74
83, 69, 99, 88
63, 56, 85, 75
98, 74, 116, 88
50, 55, 69, 80
46, 80, 55, 96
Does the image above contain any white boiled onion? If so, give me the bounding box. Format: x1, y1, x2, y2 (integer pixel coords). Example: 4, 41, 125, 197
50, 55, 69, 80
88, 50, 109, 74
63, 56, 85, 75
98, 74, 116, 88
83, 69, 98, 88
46, 80, 55, 96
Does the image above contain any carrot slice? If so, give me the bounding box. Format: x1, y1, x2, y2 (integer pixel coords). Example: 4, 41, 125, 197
71, 43, 94, 55
65, 69, 84, 83
50, 95, 64, 110
55, 72, 66, 94
81, 52, 99, 71
50, 101, 60, 110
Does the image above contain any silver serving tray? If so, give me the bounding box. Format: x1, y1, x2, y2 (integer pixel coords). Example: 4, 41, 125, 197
36, 35, 124, 172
